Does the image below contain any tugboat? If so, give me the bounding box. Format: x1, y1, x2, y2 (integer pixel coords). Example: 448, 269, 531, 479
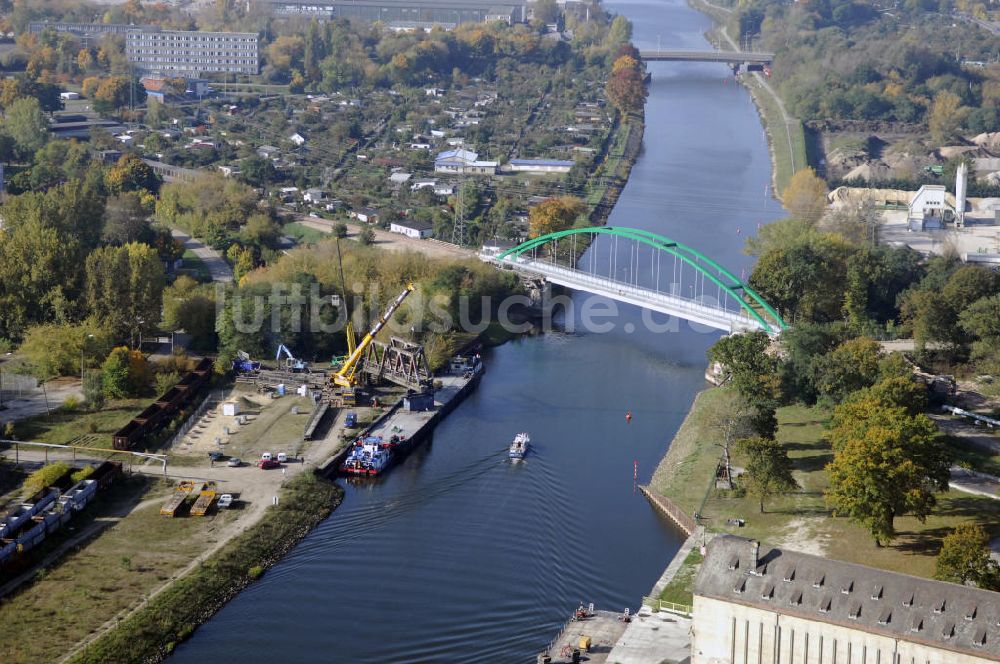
508, 432, 530, 460
341, 439, 392, 476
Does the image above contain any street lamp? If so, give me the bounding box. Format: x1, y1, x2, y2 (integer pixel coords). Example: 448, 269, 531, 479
80, 333, 95, 379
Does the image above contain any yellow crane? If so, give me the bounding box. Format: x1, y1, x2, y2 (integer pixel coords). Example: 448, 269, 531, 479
332, 283, 415, 401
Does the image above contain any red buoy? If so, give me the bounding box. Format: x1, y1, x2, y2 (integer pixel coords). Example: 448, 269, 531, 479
625, 410, 632, 423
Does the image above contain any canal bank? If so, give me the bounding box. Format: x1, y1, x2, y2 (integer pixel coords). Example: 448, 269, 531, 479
169, 0, 785, 659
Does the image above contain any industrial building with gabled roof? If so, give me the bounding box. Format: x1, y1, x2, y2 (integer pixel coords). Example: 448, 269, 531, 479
692, 535, 1000, 663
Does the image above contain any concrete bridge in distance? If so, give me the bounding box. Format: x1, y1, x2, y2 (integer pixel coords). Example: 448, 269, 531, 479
638, 50, 774, 65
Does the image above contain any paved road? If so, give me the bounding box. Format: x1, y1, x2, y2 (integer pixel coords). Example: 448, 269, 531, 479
950, 466, 1000, 499
0, 377, 83, 423
291, 214, 476, 261
171, 228, 234, 283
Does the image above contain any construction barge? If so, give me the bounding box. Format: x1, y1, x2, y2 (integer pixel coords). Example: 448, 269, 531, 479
319, 354, 485, 478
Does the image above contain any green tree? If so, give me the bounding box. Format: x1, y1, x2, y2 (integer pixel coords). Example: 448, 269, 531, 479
4, 96, 48, 158
85, 243, 165, 342
102, 192, 153, 245
334, 222, 349, 239
749, 234, 852, 323
105, 154, 159, 195
811, 336, 882, 403
83, 369, 105, 409
708, 331, 781, 438
19, 323, 113, 378
826, 397, 950, 545
606, 15, 632, 46
358, 228, 376, 246
101, 347, 130, 399
736, 437, 799, 512
935, 524, 1000, 589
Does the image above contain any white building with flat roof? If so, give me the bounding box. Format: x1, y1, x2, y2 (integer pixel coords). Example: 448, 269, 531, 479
126, 30, 259, 76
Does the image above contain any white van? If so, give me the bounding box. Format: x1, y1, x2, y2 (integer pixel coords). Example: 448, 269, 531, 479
276, 452, 288, 463
261, 451, 273, 461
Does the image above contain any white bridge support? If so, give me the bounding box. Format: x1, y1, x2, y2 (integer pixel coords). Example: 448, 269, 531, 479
481, 254, 768, 333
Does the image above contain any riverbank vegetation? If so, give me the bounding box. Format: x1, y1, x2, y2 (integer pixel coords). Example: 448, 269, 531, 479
700, 0, 1000, 193
63, 472, 342, 664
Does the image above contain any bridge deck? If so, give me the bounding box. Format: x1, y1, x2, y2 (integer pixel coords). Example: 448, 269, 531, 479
486, 255, 766, 333
638, 50, 774, 64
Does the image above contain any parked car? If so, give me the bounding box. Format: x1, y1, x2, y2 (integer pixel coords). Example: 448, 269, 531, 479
217, 494, 234, 508
261, 451, 272, 461
276, 452, 288, 463
227, 457, 242, 467
258, 459, 280, 469
345, 412, 358, 428
208, 451, 223, 462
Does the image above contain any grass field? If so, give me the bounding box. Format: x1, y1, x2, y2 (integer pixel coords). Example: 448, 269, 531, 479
657, 395, 1000, 580
0, 475, 242, 664
657, 548, 704, 606
283, 221, 331, 245
649, 388, 737, 518
181, 250, 212, 282
747, 80, 808, 196
12, 400, 147, 450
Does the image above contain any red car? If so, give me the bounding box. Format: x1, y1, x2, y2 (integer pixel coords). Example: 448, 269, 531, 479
258, 459, 281, 469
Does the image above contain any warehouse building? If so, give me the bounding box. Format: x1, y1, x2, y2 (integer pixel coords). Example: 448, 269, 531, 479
692, 536, 1000, 663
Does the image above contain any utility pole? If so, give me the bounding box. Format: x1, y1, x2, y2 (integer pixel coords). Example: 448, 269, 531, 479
451, 182, 466, 246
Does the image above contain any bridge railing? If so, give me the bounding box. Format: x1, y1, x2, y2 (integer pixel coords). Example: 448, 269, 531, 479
504, 256, 763, 331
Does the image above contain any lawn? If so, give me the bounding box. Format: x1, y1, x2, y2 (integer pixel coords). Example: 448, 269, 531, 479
697, 403, 1000, 580
180, 250, 211, 282
649, 387, 738, 518
745, 78, 807, 196
657, 547, 704, 607
0, 475, 242, 664
11, 400, 147, 450
284, 221, 330, 245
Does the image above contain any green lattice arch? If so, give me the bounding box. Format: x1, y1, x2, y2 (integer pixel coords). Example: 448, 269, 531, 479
495, 226, 788, 334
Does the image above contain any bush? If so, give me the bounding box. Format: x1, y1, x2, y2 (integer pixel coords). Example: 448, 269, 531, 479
247, 565, 264, 580
62, 396, 82, 412
24, 462, 71, 495
71, 466, 95, 483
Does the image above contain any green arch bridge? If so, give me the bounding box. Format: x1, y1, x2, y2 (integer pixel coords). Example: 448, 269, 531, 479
480, 226, 787, 335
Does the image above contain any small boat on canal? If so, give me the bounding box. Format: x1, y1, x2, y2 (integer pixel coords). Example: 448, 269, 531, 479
508, 432, 530, 460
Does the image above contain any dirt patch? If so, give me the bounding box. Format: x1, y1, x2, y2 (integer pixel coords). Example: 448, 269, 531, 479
773, 517, 829, 557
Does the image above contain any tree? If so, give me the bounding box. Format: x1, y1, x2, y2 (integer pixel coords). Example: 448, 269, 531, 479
333, 222, 348, 239
357, 227, 376, 246
929, 90, 965, 144
605, 58, 647, 116
528, 196, 585, 238
811, 336, 882, 403
708, 331, 781, 438
102, 192, 153, 245
606, 15, 632, 46
533, 0, 560, 23
826, 397, 950, 545
4, 96, 48, 158
83, 370, 105, 410
105, 154, 159, 195
736, 437, 798, 512
101, 347, 130, 399
85, 243, 165, 343
935, 524, 1000, 589
19, 323, 113, 378
782, 168, 828, 224
704, 398, 752, 491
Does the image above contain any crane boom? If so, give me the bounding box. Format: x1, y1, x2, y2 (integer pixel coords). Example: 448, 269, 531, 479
332, 283, 414, 388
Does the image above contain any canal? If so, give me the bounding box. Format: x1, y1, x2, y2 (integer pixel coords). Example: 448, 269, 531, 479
171, 0, 785, 660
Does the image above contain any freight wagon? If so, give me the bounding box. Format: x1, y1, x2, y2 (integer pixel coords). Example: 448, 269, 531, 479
112, 357, 214, 450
